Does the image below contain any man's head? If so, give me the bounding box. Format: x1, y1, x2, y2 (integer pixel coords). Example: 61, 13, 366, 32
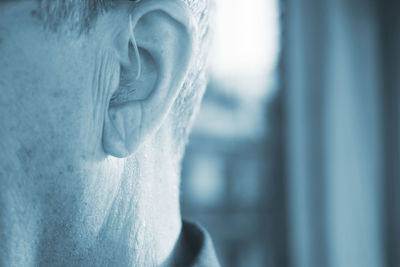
0, 0, 210, 265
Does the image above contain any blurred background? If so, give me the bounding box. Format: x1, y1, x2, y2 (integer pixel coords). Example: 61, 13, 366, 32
180, 0, 400, 267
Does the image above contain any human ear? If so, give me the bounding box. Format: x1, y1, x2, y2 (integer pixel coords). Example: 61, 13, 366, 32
102, 0, 197, 158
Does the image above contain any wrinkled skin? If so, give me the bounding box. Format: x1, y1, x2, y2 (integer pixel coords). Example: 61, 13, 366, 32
0, 1, 196, 266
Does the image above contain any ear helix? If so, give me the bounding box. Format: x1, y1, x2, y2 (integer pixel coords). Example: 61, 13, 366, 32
129, 14, 142, 80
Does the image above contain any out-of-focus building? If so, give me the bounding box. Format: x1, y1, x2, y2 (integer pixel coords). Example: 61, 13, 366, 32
180, 78, 288, 267
180, 0, 285, 266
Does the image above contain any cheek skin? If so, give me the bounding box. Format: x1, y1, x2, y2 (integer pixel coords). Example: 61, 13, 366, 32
90, 48, 122, 157
0, 0, 121, 167
0, 0, 123, 251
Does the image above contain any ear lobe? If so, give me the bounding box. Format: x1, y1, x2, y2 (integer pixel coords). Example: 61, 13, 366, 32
102, 0, 197, 158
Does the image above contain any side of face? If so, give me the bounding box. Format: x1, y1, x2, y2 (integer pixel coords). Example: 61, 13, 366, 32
1, 0, 108, 214
0, 0, 204, 264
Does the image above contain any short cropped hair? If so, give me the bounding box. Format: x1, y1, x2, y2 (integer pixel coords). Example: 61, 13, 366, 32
37, 0, 111, 32
37, 0, 209, 35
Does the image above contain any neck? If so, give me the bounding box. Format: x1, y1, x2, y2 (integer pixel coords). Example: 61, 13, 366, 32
0, 131, 184, 266
95, 141, 183, 266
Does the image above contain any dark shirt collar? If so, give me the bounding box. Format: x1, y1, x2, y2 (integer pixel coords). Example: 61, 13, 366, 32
181, 221, 220, 267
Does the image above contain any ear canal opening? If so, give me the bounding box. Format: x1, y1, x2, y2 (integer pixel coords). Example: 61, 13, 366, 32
129, 14, 142, 80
